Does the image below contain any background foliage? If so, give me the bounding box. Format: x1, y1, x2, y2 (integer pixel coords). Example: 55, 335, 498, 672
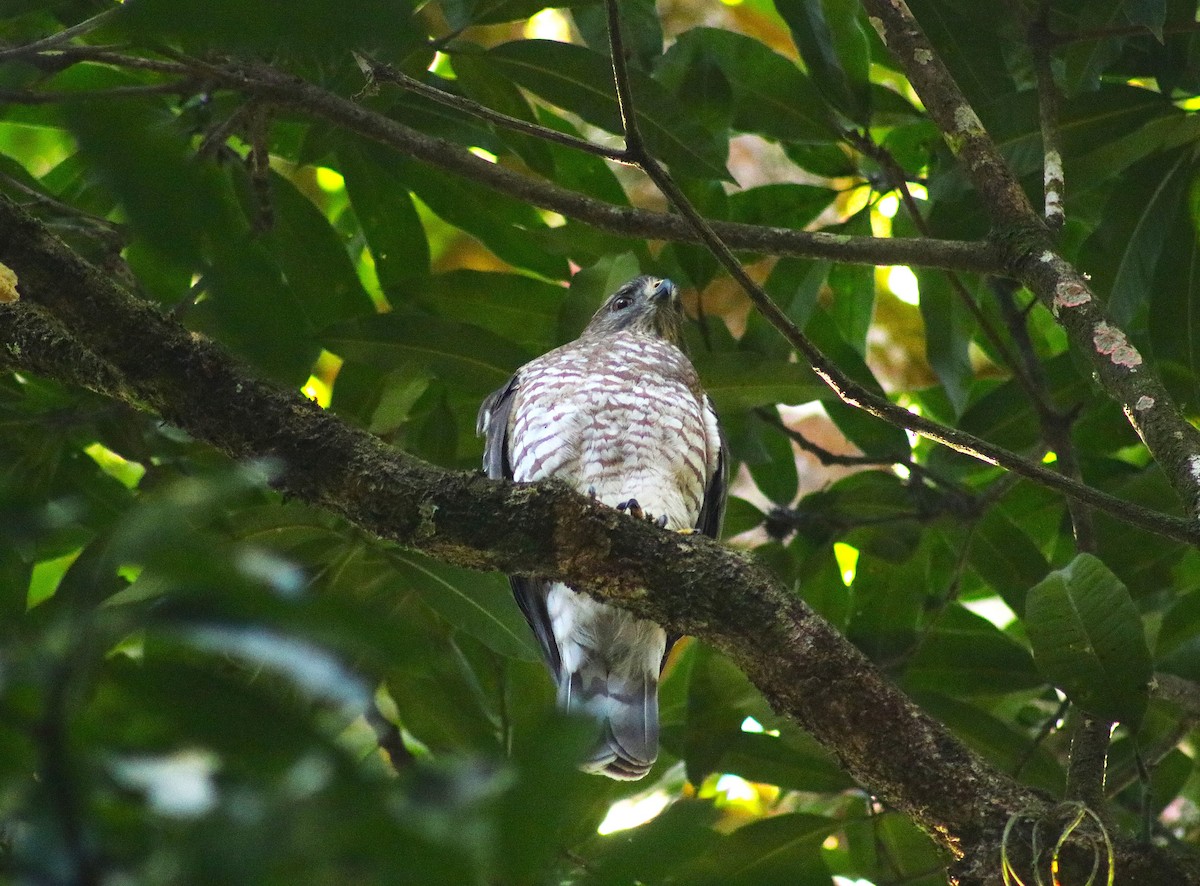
2, 0, 1200, 883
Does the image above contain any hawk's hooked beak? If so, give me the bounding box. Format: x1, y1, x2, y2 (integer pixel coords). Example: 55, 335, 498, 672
649, 278, 678, 305
648, 278, 683, 343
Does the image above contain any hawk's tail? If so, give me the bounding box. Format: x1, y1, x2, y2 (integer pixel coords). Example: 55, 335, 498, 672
560, 665, 659, 781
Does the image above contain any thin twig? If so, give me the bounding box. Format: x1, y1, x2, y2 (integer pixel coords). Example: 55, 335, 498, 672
0, 81, 197, 103
1048, 19, 1200, 47
0, 173, 125, 244
1029, 7, 1065, 231
0, 7, 120, 61
356, 54, 631, 162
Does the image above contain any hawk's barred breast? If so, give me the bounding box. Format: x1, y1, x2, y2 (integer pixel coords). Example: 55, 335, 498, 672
508, 333, 715, 530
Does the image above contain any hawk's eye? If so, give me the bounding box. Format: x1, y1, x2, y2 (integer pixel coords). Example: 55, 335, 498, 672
611, 295, 633, 311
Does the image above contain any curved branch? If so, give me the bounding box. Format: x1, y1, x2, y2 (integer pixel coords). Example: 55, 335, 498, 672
34, 49, 996, 275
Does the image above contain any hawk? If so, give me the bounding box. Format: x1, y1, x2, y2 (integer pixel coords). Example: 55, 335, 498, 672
477, 275, 727, 780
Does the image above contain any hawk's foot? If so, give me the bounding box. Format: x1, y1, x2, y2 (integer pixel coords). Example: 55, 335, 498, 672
616, 498, 645, 521
617, 498, 669, 528
675, 528, 697, 535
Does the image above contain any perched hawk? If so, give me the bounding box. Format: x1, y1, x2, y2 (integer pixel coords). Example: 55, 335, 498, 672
477, 276, 727, 780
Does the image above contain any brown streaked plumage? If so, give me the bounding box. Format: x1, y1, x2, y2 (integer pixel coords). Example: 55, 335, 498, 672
478, 276, 727, 780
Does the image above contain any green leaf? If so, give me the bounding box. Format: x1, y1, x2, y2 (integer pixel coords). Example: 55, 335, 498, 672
483, 40, 731, 180
902, 0, 1014, 105
325, 313, 531, 397
745, 413, 801, 505
385, 599, 504, 753
826, 212, 875, 354
1024, 553, 1152, 727
774, 0, 872, 124
531, 105, 631, 205
674, 813, 835, 886
694, 353, 827, 412
573, 0, 663, 70
916, 270, 976, 415
585, 801, 723, 886
904, 604, 1041, 695
452, 53, 555, 174
847, 549, 923, 664
1124, 0, 1168, 40
804, 310, 910, 460
967, 510, 1050, 614
1082, 151, 1189, 326
383, 549, 538, 661
339, 144, 431, 293
656, 28, 832, 144
258, 171, 375, 330
389, 156, 569, 280
727, 184, 835, 230
1148, 165, 1200, 408
116, 0, 423, 60
443, 0, 599, 27
405, 270, 567, 355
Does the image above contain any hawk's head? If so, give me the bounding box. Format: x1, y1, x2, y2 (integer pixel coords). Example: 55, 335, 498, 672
581, 276, 684, 344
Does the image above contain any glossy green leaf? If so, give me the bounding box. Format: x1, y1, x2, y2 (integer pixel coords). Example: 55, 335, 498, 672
674, 814, 835, 886
258, 171, 375, 330
1024, 553, 1152, 727
325, 313, 530, 397
727, 183, 835, 230
585, 800, 723, 886
384, 549, 538, 662
443, 0, 599, 27
116, 0, 423, 59
1124, 0, 1168, 40
967, 510, 1051, 614
389, 156, 568, 279
404, 270, 567, 354
826, 212, 875, 354
694, 353, 827, 412
916, 270, 976, 415
804, 310, 910, 459
774, 0, 871, 124
339, 144, 431, 294
745, 412, 801, 505
1148, 165, 1200, 407
451, 53, 555, 174
656, 27, 832, 144
484, 40, 731, 180
904, 604, 1041, 695
572, 0, 663, 71
1083, 151, 1189, 326
846, 548, 923, 664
